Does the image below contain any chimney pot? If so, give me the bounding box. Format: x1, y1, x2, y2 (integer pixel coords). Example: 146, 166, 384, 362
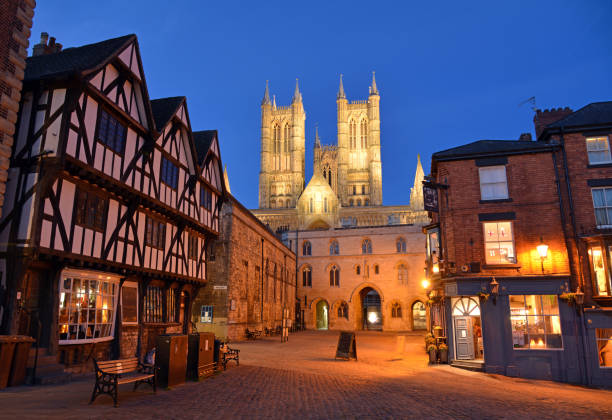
40, 32, 48, 45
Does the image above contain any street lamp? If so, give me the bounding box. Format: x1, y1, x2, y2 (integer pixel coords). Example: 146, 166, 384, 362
536, 237, 549, 274
421, 279, 430, 290
574, 286, 585, 306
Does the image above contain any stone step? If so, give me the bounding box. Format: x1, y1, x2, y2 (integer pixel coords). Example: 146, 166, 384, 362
450, 359, 485, 372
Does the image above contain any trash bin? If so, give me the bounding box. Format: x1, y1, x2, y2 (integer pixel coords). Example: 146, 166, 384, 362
156, 334, 188, 388
9, 336, 35, 387
213, 339, 222, 365
0, 336, 17, 390
187, 332, 214, 380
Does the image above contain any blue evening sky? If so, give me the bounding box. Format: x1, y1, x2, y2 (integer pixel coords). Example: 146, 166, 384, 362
30, 1, 612, 207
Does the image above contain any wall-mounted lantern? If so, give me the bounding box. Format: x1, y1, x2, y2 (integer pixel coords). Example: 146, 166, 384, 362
536, 237, 549, 274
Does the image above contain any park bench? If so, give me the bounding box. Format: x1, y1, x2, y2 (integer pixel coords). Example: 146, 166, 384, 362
264, 326, 276, 336
90, 357, 156, 407
246, 328, 262, 340
220, 345, 240, 370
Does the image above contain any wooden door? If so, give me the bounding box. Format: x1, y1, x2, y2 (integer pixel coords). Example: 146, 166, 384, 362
454, 316, 474, 360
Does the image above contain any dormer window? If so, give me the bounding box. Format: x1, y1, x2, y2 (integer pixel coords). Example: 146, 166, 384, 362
479, 165, 508, 200
586, 136, 612, 164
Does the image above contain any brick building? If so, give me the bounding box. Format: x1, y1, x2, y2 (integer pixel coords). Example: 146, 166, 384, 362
193, 193, 296, 341
0, 1, 35, 220
536, 102, 612, 386
425, 134, 583, 382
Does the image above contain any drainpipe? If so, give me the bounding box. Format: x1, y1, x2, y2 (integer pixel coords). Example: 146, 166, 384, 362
261, 237, 264, 324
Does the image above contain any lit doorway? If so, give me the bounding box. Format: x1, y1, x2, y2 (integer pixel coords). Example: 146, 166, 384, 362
412, 301, 427, 330
360, 288, 382, 330
451, 297, 483, 360
316, 300, 329, 330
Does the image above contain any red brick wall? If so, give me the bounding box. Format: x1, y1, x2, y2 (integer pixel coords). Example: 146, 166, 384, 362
433, 150, 569, 279
0, 0, 35, 216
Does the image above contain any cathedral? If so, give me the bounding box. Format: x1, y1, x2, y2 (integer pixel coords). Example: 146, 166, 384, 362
252, 73, 427, 231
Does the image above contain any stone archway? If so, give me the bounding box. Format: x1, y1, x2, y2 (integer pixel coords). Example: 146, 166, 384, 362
315, 300, 329, 330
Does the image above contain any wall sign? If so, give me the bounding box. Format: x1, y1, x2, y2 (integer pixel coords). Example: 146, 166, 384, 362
423, 185, 439, 212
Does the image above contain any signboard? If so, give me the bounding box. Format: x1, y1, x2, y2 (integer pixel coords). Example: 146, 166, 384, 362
213, 285, 227, 290
335, 331, 357, 360
423, 185, 439, 212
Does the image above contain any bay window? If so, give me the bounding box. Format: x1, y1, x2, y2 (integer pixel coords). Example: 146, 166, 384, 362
483, 221, 516, 264
586, 136, 612, 164
588, 245, 612, 296
479, 165, 508, 200
509, 295, 562, 349
591, 187, 612, 227
58, 270, 119, 343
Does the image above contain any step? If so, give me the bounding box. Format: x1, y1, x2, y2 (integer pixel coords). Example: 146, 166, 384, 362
34, 371, 72, 386
450, 359, 485, 372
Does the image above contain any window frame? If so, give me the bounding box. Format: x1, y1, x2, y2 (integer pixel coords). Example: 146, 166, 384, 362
337, 302, 348, 319
74, 187, 108, 232
479, 165, 509, 201
396, 237, 407, 253
596, 328, 612, 368
145, 216, 166, 250
302, 266, 312, 287
200, 305, 213, 323
591, 187, 612, 228
509, 295, 563, 350
121, 281, 139, 326
96, 109, 126, 155
329, 265, 340, 287
303, 241, 312, 256
587, 244, 612, 297
391, 302, 402, 318
362, 238, 372, 254
483, 221, 516, 265
161, 156, 179, 190
329, 240, 339, 255
586, 136, 612, 165
188, 233, 199, 261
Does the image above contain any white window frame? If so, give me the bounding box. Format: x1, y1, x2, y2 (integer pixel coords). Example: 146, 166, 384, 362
586, 136, 612, 165
121, 281, 139, 325
58, 269, 120, 345
483, 221, 516, 265
479, 165, 508, 200
591, 187, 612, 228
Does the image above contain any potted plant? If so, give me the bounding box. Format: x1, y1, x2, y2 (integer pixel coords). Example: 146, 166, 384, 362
438, 343, 448, 363
424, 333, 434, 351
425, 336, 436, 352
427, 344, 438, 364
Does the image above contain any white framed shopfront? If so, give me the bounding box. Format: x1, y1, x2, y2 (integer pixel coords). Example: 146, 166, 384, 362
58, 268, 121, 345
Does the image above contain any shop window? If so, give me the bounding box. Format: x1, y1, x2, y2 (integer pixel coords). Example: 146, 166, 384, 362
121, 282, 138, 325
74, 188, 107, 232
592, 187, 612, 227
396, 237, 407, 253
145, 216, 166, 250
97, 109, 126, 155
479, 165, 508, 200
596, 328, 612, 367
588, 246, 612, 296
329, 265, 339, 287
329, 240, 339, 255
303, 241, 311, 256
509, 295, 562, 349
337, 302, 348, 319
58, 271, 119, 343
302, 266, 312, 287
362, 238, 372, 254
586, 136, 612, 164
200, 305, 213, 323
391, 302, 402, 318
483, 221, 516, 264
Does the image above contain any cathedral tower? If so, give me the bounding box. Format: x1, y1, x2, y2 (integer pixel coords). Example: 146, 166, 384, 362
336, 73, 382, 207
259, 80, 306, 208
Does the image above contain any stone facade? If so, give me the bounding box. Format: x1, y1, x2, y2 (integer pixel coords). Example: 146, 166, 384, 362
0, 0, 35, 217
193, 196, 297, 341
284, 224, 428, 331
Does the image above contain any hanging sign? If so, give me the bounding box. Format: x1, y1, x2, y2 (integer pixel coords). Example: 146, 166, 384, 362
423, 185, 439, 212
335, 331, 357, 360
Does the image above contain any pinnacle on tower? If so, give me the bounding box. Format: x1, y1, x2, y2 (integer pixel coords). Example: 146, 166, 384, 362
292, 78, 302, 103
272, 94, 276, 110
262, 80, 271, 105
370, 71, 378, 95
337, 74, 346, 99
314, 124, 321, 148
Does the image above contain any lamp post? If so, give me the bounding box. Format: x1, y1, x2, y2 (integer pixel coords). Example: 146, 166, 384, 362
536, 237, 549, 274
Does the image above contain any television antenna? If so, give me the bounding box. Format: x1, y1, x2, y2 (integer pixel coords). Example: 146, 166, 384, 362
518, 96, 536, 111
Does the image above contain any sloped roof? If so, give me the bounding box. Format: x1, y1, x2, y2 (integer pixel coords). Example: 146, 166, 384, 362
192, 130, 217, 165
24, 34, 135, 82
433, 140, 554, 161
150, 96, 184, 131
546, 101, 612, 129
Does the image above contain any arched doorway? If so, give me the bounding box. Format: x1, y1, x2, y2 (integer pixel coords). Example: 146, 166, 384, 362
451, 297, 483, 360
412, 301, 427, 330
315, 300, 329, 330
360, 288, 382, 330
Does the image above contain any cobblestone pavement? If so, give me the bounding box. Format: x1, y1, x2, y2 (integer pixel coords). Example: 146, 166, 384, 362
0, 330, 611, 419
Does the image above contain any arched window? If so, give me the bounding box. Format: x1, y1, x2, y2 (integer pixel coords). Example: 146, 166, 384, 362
327, 170, 332, 186
329, 240, 339, 255
283, 123, 290, 153
362, 239, 372, 254
329, 265, 339, 287
349, 119, 356, 149
396, 237, 407, 253
355, 265, 361, 275
357, 199, 362, 206
273, 124, 281, 153
412, 301, 427, 330
365, 198, 370, 206
349, 199, 354, 207
360, 119, 368, 148
303, 241, 311, 256
392, 302, 402, 318
302, 266, 312, 287
337, 302, 348, 319
374, 264, 379, 274
397, 264, 408, 284
361, 185, 365, 194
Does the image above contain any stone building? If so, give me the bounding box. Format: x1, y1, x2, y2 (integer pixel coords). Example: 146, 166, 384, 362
0, 1, 35, 218
284, 224, 428, 331
193, 194, 296, 341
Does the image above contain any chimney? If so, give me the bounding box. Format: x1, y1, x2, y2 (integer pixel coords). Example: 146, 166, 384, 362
31, 32, 63, 56
518, 133, 532, 142
534, 107, 573, 139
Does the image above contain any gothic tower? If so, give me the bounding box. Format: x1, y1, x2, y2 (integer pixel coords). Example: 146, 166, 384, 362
259, 80, 306, 208
336, 73, 382, 207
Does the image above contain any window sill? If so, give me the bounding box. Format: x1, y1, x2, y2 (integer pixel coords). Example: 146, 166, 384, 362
59, 336, 114, 345
482, 264, 520, 269
479, 198, 513, 204
587, 162, 612, 168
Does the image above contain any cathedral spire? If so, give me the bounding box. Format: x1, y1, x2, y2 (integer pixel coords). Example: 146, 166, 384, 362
337, 74, 346, 99
410, 154, 425, 211
370, 71, 378, 95
314, 124, 321, 148
262, 80, 271, 105
292, 78, 302, 103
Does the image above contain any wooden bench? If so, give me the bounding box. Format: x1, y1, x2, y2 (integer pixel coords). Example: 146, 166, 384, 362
90, 357, 156, 407
220, 346, 240, 370
246, 328, 262, 340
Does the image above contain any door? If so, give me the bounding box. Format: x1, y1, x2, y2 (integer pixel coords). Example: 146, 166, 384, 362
454, 316, 474, 360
